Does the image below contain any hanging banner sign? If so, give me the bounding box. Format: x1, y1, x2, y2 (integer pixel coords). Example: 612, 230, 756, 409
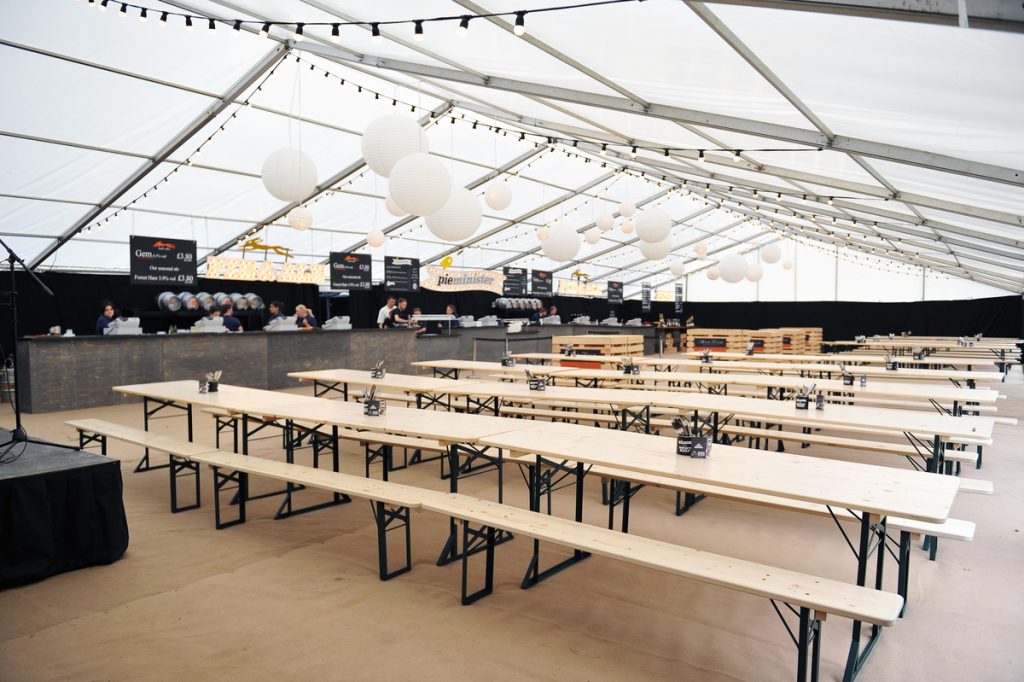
559, 280, 603, 297
130, 236, 197, 285
502, 267, 528, 296
384, 256, 420, 292
422, 267, 505, 294
206, 256, 326, 284
531, 269, 553, 297
675, 282, 684, 314
329, 252, 372, 290
607, 281, 623, 305
642, 282, 652, 312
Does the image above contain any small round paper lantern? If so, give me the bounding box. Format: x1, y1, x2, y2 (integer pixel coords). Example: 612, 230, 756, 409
760, 242, 782, 264
385, 195, 405, 217
621, 221, 634, 235
618, 201, 636, 218
584, 227, 601, 244
670, 260, 685, 277
541, 225, 581, 261
261, 148, 318, 202
635, 207, 671, 243
596, 212, 614, 232
746, 262, 764, 282
388, 153, 451, 217
719, 254, 748, 283
484, 180, 513, 210
706, 266, 720, 281
537, 226, 550, 241
782, 260, 794, 271
361, 114, 428, 177
694, 241, 708, 257
287, 206, 312, 231
367, 230, 386, 248
425, 187, 482, 242
638, 236, 672, 261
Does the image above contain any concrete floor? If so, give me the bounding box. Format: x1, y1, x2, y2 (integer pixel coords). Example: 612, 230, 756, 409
1, 372, 1022, 681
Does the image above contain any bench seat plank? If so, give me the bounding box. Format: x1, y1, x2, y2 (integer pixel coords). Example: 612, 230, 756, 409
67, 418, 218, 459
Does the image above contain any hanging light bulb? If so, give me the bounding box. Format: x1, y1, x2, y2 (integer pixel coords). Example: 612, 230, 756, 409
118, 2, 127, 16
698, 150, 706, 163
294, 23, 304, 41
208, 18, 216, 33
138, 8, 147, 22
514, 11, 527, 36
99, 0, 108, 11
414, 20, 424, 41
184, 15, 194, 31
371, 22, 382, 42
733, 150, 742, 162
457, 16, 470, 37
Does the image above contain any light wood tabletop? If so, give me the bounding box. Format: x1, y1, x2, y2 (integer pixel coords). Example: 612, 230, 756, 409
412, 359, 575, 377
287, 368, 483, 394
478, 421, 961, 523
678, 351, 1001, 367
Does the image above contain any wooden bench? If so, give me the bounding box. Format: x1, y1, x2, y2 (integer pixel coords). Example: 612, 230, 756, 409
68, 418, 217, 513
499, 405, 621, 426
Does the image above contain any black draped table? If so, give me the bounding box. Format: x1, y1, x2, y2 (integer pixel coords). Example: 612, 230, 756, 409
0, 430, 129, 589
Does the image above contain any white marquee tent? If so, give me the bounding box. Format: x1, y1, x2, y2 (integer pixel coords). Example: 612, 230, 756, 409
1, 0, 1022, 302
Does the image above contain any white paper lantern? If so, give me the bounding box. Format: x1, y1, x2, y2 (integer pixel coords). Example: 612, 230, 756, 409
760, 242, 782, 264
618, 201, 636, 218
388, 153, 451, 217
746, 262, 764, 282
286, 206, 312, 231
584, 227, 601, 244
638, 236, 672, 261
621, 221, 634, 235
385, 195, 406, 217
261, 148, 318, 202
694, 241, 708, 257
537, 226, 550, 241
425, 187, 482, 242
541, 225, 581, 261
596, 212, 614, 232
782, 260, 794, 271
635, 207, 671, 243
670, 260, 686, 277
719, 254, 748, 283
706, 266, 720, 281
361, 114, 428, 177
367, 230, 386, 248
484, 180, 512, 210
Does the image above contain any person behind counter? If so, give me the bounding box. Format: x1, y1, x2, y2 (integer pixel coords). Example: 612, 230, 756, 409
221, 302, 243, 333
377, 296, 396, 329
411, 307, 427, 336
385, 298, 412, 327
438, 304, 460, 332
267, 301, 285, 323
96, 300, 116, 335
529, 306, 548, 323
295, 304, 318, 329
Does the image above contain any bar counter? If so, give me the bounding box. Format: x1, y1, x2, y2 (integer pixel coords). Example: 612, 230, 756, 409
17, 325, 660, 413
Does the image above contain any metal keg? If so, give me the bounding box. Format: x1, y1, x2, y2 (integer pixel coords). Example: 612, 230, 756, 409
156, 291, 182, 312
229, 293, 249, 310
244, 293, 264, 310
178, 292, 199, 311
194, 292, 216, 311
213, 292, 232, 308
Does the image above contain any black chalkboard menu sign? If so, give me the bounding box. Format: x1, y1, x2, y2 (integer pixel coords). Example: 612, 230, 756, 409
503, 266, 528, 296
384, 256, 420, 292
674, 282, 684, 314
531, 269, 553, 297
642, 282, 652, 312
329, 252, 372, 290
607, 281, 623, 305
129, 235, 197, 286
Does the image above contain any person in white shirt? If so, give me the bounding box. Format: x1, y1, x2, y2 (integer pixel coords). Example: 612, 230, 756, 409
376, 296, 396, 329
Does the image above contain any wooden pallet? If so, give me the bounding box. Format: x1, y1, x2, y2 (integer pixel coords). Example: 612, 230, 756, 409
551, 334, 645, 357
778, 327, 808, 354
685, 328, 749, 353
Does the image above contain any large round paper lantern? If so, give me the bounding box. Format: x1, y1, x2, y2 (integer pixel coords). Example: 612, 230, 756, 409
361, 114, 428, 177
638, 236, 672, 261
537, 226, 550, 241
782, 260, 794, 271
635, 207, 671, 243
670, 260, 686, 277
621, 221, 634, 235
367, 230, 386, 248
541, 225, 580, 261
618, 201, 636, 218
718, 254, 748, 283
261, 148, 317, 202
596, 212, 614, 232
746, 262, 764, 282
385, 195, 406, 217
388, 153, 451, 217
425, 187, 482, 242
287, 206, 312, 231
694, 242, 708, 258
584, 227, 601, 244
706, 266, 720, 281
760, 242, 782, 264
484, 180, 512, 210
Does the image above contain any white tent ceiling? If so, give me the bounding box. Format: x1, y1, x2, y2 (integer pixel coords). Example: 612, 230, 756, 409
1, 0, 1021, 297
